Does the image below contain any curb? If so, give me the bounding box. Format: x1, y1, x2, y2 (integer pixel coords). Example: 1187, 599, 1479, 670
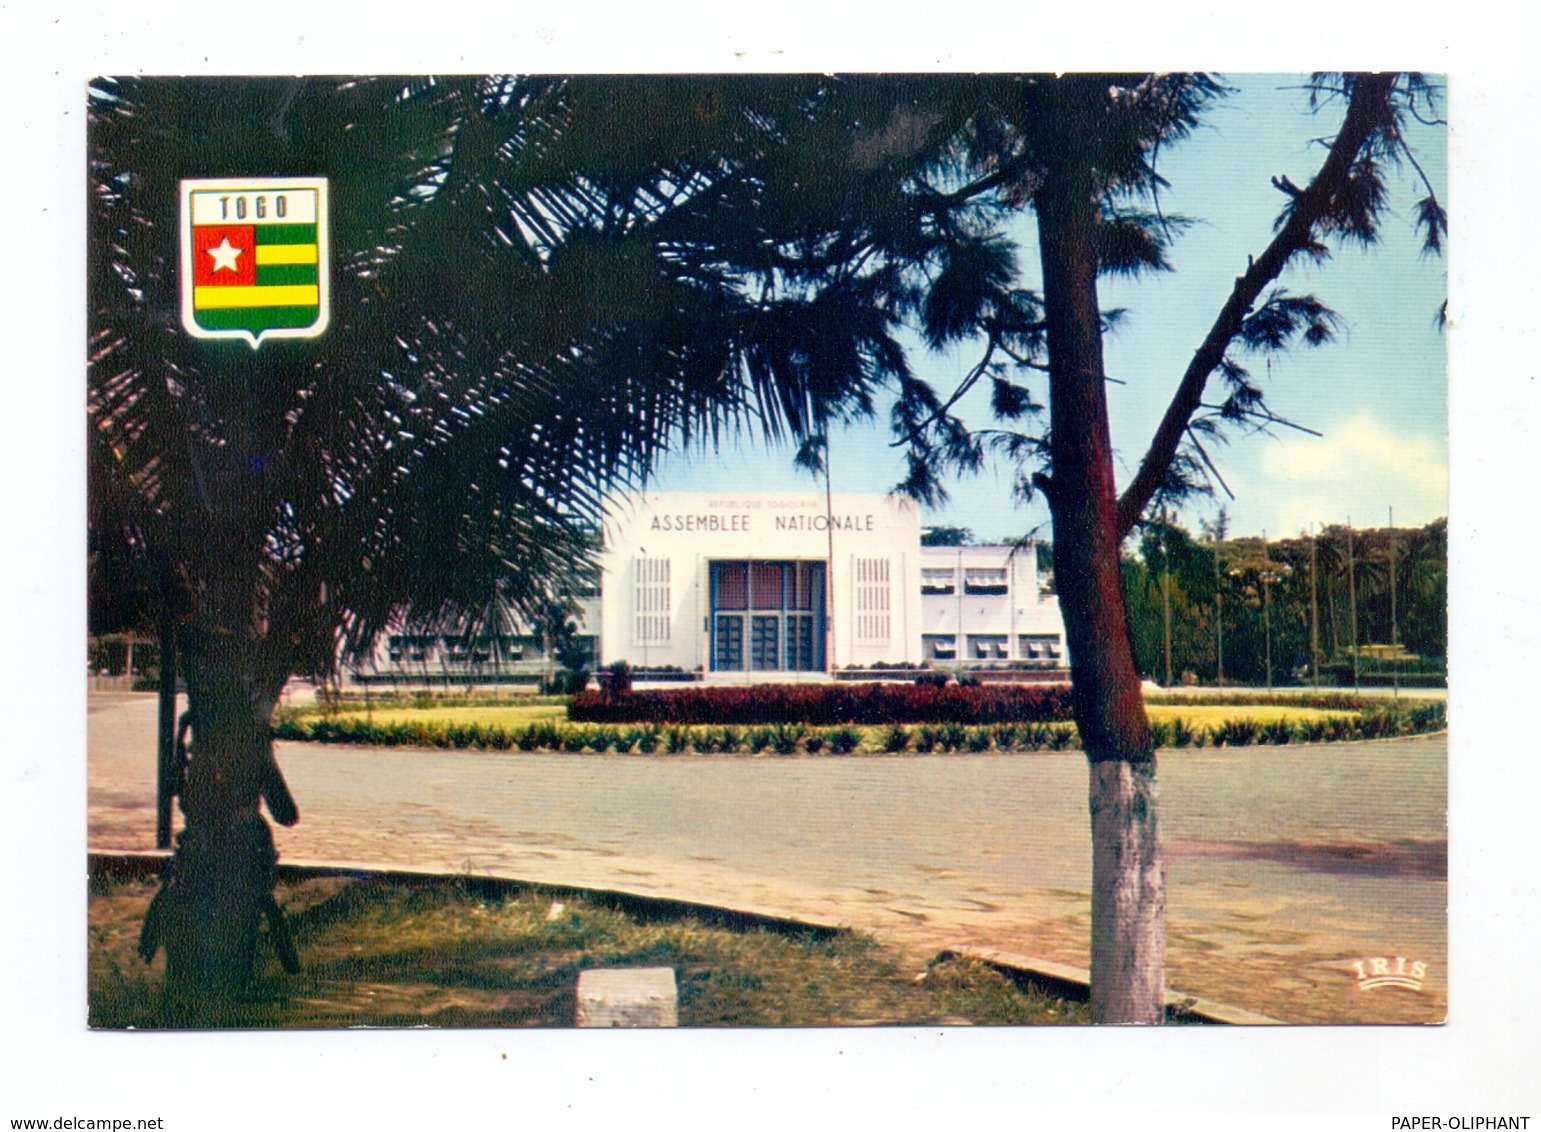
934, 946, 1284, 1025
88, 850, 845, 941
90, 850, 1282, 1026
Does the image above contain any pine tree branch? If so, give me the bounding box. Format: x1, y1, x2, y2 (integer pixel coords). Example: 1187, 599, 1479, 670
1115, 71, 1400, 540
914, 150, 1039, 214
1200, 402, 1325, 436
1405, 147, 1438, 198
889, 337, 997, 448
1186, 426, 1235, 500
992, 337, 1051, 371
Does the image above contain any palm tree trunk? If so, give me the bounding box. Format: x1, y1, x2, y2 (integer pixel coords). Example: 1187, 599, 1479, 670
147, 625, 296, 1013
1037, 169, 1165, 1024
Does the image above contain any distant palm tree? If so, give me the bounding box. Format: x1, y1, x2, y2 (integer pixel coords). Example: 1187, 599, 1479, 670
1398, 519, 1448, 658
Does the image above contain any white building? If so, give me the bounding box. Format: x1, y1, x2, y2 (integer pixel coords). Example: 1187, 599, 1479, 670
348, 491, 1068, 684
357, 590, 603, 684
598, 492, 1066, 679
599, 491, 924, 677
918, 543, 1066, 666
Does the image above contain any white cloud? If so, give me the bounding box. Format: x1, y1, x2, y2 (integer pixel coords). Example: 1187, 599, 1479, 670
1233, 412, 1447, 534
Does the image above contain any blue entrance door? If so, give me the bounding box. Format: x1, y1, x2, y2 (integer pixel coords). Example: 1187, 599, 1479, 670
709, 561, 825, 672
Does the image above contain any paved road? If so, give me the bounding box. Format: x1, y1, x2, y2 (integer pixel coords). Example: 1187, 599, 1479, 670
88, 693, 1446, 1023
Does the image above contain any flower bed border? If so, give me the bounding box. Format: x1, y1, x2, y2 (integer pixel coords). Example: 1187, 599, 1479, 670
273, 697, 1445, 755
567, 681, 1075, 727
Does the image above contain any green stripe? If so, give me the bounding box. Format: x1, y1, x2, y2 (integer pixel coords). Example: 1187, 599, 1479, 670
255, 223, 318, 245
255, 264, 319, 286
195, 306, 321, 332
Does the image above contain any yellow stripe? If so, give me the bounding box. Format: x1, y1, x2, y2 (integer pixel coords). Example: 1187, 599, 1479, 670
194, 284, 320, 309
254, 243, 318, 266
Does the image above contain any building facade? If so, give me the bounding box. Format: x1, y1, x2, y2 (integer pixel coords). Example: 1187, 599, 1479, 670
348, 491, 1067, 683
598, 492, 1066, 678
599, 491, 925, 676
358, 590, 603, 684
918, 543, 1065, 666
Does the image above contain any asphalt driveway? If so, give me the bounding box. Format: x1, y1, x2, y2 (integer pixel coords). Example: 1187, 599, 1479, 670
88, 693, 1446, 1023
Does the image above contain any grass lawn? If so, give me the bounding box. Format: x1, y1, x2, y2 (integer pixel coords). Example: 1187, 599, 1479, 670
1144, 704, 1358, 726
293, 701, 1362, 756
326, 703, 568, 729
90, 874, 1088, 1029
309, 700, 1355, 732
274, 687, 1439, 754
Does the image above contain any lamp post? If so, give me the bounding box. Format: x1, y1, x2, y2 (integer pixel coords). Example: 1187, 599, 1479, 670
1347, 518, 1359, 691
1308, 524, 1320, 689
1389, 506, 1399, 698
1230, 553, 1290, 694
1259, 565, 1281, 695
1161, 507, 1172, 688
1213, 534, 1224, 687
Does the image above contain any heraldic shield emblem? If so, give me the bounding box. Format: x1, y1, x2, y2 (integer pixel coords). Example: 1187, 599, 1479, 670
179, 177, 329, 348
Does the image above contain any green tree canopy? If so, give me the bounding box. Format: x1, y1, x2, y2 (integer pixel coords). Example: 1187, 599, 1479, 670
920, 525, 974, 546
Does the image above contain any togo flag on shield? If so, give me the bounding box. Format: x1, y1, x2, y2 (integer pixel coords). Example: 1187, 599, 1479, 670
180, 177, 329, 348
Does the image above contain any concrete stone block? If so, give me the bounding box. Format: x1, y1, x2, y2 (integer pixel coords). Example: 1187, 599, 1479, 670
576, 967, 679, 1028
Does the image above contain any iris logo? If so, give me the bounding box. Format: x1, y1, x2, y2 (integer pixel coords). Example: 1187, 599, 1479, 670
1353, 956, 1428, 991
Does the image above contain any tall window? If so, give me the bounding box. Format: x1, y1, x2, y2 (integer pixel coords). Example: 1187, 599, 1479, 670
633, 556, 671, 645
854, 557, 891, 643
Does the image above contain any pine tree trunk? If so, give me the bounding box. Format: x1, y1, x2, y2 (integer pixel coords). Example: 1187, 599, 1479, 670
147, 626, 294, 1015
1088, 758, 1166, 1021
1037, 158, 1166, 1024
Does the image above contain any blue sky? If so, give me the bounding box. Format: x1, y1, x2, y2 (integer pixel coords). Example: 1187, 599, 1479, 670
649, 74, 1449, 543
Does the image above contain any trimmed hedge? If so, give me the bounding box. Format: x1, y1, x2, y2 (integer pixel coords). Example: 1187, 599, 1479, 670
1145, 700, 1446, 749
1144, 691, 1379, 711
273, 714, 1082, 754
271, 699, 1444, 755
273, 693, 1444, 754
567, 682, 1075, 726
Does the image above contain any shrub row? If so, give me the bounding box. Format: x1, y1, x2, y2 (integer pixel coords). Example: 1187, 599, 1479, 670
315, 690, 570, 710
271, 700, 1444, 754
272, 715, 1080, 755
567, 682, 1075, 726
1143, 691, 1379, 711
1147, 701, 1446, 749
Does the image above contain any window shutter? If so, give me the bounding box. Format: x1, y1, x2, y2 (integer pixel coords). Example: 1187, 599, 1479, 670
853, 557, 891, 643
633, 557, 672, 644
